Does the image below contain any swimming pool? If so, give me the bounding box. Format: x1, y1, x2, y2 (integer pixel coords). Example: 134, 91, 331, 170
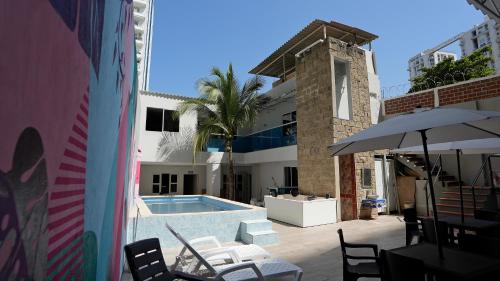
143, 196, 248, 214
129, 195, 277, 247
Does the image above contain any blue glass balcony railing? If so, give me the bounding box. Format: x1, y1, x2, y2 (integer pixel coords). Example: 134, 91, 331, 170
207, 122, 297, 153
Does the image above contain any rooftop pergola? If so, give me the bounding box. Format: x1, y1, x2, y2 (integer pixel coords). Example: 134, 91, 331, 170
249, 20, 378, 78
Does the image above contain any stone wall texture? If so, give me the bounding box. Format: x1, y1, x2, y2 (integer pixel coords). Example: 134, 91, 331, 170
296, 38, 375, 218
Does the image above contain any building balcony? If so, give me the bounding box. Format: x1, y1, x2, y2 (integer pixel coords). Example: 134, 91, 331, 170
134, 12, 146, 23
133, 0, 147, 8
206, 122, 297, 153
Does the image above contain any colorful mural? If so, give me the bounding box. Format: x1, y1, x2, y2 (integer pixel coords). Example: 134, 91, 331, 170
0, 0, 138, 280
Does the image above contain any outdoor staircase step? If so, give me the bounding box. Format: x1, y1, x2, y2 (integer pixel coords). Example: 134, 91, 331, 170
240, 219, 273, 233
439, 175, 457, 181
436, 203, 476, 209
437, 210, 474, 217
445, 181, 465, 187
442, 191, 489, 197
439, 197, 486, 203
241, 230, 279, 246
446, 186, 491, 190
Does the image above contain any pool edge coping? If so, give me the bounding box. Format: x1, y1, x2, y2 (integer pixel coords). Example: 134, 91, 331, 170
136, 195, 266, 217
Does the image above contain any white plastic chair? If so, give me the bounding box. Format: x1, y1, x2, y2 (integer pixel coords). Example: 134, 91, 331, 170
181, 235, 271, 264
166, 223, 303, 281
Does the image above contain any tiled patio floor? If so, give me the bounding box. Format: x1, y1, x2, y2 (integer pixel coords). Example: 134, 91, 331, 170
122, 215, 406, 281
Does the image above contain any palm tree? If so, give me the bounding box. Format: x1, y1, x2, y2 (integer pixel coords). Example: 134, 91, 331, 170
178, 64, 266, 200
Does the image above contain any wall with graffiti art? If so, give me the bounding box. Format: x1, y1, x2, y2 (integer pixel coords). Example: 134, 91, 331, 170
0, 0, 138, 280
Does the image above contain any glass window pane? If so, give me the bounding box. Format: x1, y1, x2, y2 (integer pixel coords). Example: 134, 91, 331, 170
292, 167, 298, 187
152, 184, 159, 193
284, 167, 290, 187
153, 174, 159, 183
170, 184, 177, 193
171, 174, 177, 183
161, 173, 169, 194
163, 110, 179, 132
146, 107, 163, 131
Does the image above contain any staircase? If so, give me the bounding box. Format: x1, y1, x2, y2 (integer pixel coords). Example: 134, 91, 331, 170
397, 154, 491, 217
240, 219, 279, 246
436, 185, 490, 217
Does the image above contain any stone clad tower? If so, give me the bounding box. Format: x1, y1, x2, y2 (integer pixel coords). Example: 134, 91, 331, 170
249, 20, 380, 220
296, 37, 375, 220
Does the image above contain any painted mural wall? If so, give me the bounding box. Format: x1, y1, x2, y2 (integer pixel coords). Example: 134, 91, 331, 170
0, 0, 138, 280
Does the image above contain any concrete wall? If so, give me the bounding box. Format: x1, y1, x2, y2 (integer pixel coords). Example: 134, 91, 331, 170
0, 1, 138, 280
240, 79, 297, 135
251, 160, 298, 201
139, 164, 207, 195
139, 92, 198, 163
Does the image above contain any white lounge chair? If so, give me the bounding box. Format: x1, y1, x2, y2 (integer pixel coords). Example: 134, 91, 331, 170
166, 223, 303, 281
180, 234, 271, 264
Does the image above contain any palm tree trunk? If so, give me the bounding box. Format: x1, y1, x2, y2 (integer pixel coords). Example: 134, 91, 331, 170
226, 139, 235, 201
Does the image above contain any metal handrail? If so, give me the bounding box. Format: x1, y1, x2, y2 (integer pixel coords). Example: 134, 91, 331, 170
470, 154, 500, 211
424, 154, 443, 216
133, 205, 141, 242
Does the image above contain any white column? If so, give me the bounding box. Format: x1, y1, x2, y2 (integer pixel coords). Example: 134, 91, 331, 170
206, 163, 221, 196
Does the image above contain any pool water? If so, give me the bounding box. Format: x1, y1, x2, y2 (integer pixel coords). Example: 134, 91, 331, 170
143, 196, 248, 214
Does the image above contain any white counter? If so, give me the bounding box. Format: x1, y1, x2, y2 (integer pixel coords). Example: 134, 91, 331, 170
264, 195, 337, 227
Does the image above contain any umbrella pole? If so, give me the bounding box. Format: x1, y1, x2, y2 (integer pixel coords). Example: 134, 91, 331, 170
420, 130, 444, 259
456, 150, 465, 223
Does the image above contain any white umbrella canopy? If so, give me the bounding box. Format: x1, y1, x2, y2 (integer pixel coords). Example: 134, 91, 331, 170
328, 107, 500, 259
329, 108, 500, 156
392, 138, 500, 155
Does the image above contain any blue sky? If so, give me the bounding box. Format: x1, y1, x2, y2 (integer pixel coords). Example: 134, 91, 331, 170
148, 0, 485, 98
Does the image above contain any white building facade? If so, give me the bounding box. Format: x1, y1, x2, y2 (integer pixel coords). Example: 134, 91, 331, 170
136, 47, 382, 204
460, 17, 500, 73
408, 51, 457, 81
133, 0, 154, 91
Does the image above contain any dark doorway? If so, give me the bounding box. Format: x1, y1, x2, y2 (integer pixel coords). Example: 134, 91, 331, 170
160, 173, 169, 194
183, 174, 196, 195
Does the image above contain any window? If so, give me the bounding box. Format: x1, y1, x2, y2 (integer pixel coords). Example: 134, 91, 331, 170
334, 59, 352, 120
161, 174, 169, 194
145, 107, 179, 132
170, 174, 178, 193
282, 111, 297, 136
146, 108, 163, 131
156, 173, 178, 194
284, 167, 298, 187
152, 174, 160, 193
362, 168, 372, 188
163, 110, 179, 132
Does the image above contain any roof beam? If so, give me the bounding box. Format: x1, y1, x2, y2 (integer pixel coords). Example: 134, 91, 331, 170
254, 24, 325, 75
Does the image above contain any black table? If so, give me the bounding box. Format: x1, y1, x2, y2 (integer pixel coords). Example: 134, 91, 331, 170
438, 216, 500, 232
388, 243, 500, 280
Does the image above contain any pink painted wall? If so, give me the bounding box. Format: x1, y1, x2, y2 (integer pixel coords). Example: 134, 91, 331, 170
0, 0, 138, 280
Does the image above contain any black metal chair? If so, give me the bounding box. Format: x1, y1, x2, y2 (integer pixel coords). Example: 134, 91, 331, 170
420, 218, 451, 246
380, 249, 426, 281
403, 208, 422, 245
124, 238, 202, 281
337, 229, 382, 281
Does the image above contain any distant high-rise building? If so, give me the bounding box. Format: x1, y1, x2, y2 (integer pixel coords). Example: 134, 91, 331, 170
408, 51, 457, 82
133, 0, 154, 91
460, 17, 500, 73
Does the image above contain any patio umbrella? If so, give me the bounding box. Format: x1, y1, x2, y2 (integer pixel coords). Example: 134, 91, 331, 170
329, 108, 500, 259
392, 138, 500, 155
393, 138, 500, 224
